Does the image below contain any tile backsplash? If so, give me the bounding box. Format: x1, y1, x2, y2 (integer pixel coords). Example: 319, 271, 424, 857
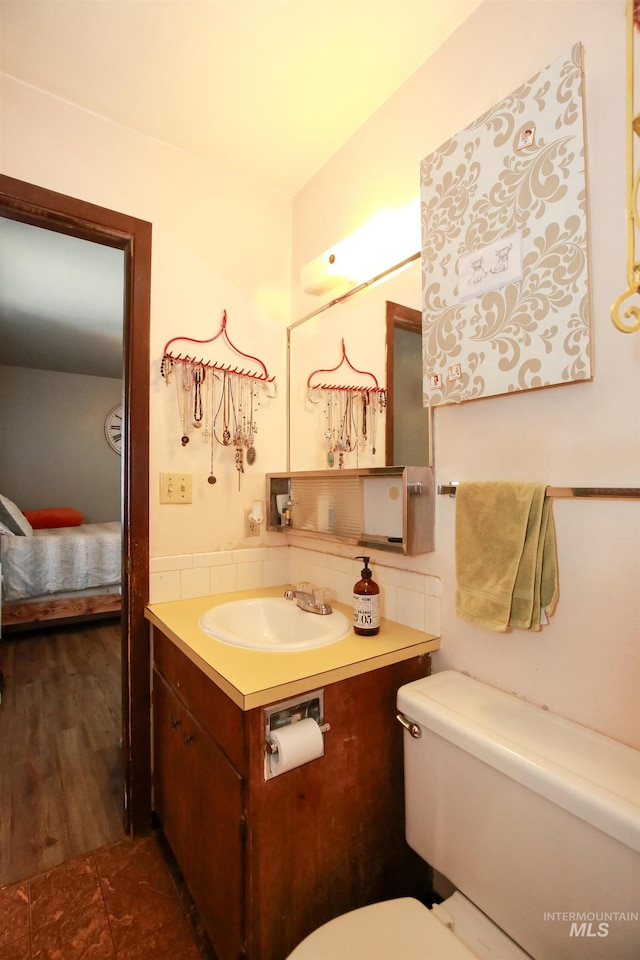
149, 544, 441, 636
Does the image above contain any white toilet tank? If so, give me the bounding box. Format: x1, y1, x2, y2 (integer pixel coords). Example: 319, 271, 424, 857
397, 671, 640, 960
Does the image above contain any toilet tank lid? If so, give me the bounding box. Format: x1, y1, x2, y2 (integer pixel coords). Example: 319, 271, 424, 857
397, 671, 640, 852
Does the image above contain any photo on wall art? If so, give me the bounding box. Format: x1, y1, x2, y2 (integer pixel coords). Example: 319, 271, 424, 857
421, 42, 592, 406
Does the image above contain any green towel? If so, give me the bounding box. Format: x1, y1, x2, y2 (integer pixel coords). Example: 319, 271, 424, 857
455, 481, 558, 632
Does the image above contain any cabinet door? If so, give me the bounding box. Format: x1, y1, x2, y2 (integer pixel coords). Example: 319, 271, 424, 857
153, 670, 190, 869
181, 706, 245, 960
153, 669, 246, 960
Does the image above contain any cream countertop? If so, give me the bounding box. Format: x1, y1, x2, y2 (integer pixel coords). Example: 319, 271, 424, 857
145, 585, 440, 710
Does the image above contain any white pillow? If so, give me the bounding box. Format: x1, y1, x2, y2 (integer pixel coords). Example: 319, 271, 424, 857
0, 495, 33, 536
0, 520, 16, 536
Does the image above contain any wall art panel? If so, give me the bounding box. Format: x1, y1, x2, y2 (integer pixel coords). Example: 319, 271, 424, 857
421, 43, 592, 406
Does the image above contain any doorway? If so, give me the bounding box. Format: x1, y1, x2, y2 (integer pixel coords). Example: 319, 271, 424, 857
0, 175, 152, 842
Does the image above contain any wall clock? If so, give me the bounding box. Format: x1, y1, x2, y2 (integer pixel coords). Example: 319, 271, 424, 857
104, 403, 123, 455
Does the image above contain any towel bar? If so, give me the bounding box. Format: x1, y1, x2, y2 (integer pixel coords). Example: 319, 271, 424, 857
437, 484, 640, 500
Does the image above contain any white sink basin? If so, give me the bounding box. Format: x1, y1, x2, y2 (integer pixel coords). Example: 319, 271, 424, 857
199, 597, 351, 651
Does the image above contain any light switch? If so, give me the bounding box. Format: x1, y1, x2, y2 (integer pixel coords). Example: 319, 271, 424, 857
160, 472, 192, 504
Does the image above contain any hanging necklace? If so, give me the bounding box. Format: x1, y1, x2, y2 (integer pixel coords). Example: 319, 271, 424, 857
232, 375, 244, 489
325, 390, 336, 467
175, 361, 192, 445
207, 372, 217, 484
192, 363, 205, 428
222, 371, 232, 445
213, 371, 226, 446
246, 378, 257, 465
160, 355, 174, 386
361, 391, 369, 445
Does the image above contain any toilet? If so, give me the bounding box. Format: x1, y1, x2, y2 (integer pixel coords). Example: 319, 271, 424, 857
287, 671, 640, 960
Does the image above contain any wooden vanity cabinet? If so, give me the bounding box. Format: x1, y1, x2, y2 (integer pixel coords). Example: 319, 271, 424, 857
153, 633, 245, 960
152, 627, 431, 960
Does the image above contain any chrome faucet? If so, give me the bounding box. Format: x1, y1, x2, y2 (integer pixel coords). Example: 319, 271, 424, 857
284, 587, 333, 615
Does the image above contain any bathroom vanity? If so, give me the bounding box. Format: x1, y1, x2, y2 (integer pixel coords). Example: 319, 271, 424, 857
146, 587, 440, 960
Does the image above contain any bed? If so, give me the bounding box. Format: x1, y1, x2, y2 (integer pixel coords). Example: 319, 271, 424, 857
0, 496, 122, 631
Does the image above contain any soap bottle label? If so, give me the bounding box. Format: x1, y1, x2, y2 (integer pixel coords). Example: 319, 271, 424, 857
353, 594, 380, 631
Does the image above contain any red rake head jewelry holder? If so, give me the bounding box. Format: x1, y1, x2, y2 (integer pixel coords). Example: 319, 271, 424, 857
160, 310, 276, 487
306, 339, 386, 468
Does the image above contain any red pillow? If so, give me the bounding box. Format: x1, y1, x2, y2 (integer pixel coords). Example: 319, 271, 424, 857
24, 508, 84, 529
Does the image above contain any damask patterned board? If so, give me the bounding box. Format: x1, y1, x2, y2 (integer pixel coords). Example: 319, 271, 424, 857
421, 42, 592, 407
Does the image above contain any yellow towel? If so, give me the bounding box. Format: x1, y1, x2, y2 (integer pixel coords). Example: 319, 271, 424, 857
455, 481, 558, 632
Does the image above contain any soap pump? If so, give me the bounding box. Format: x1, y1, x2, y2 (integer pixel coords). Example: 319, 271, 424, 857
353, 556, 380, 636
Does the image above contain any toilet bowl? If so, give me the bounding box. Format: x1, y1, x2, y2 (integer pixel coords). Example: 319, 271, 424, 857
287, 892, 530, 959
285, 671, 640, 960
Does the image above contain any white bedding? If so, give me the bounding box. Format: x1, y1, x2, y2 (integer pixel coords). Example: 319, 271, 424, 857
1, 522, 121, 602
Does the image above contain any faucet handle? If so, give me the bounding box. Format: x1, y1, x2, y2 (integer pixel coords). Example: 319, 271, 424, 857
297, 581, 314, 595
313, 587, 333, 614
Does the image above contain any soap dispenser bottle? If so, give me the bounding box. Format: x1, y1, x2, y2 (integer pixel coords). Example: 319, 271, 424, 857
353, 556, 380, 636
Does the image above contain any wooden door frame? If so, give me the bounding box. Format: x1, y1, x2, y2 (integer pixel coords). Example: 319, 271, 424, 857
0, 174, 152, 835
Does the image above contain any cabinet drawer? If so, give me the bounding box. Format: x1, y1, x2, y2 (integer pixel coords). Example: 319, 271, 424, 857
153, 627, 246, 773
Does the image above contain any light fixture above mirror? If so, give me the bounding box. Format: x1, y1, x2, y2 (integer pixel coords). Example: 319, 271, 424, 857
299, 198, 421, 298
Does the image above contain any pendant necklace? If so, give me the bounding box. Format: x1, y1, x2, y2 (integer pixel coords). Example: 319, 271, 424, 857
222, 371, 232, 445
325, 390, 336, 467
176, 361, 192, 445
207, 372, 217, 484
232, 376, 244, 489
370, 394, 377, 455
246, 378, 257, 466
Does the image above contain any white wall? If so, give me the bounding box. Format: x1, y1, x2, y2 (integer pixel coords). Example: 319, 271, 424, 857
0, 74, 292, 558
292, 1, 640, 748
0, 365, 121, 522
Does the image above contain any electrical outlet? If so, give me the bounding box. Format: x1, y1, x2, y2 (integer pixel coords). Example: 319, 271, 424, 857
160, 472, 192, 504
244, 508, 260, 537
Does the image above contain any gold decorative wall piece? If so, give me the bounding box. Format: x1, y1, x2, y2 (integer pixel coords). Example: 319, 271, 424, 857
421, 43, 592, 405
611, 0, 640, 333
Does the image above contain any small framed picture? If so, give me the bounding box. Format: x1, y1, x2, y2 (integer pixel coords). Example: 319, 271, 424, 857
517, 126, 535, 150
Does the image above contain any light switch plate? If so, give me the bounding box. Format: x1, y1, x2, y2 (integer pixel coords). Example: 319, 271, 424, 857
160, 472, 192, 504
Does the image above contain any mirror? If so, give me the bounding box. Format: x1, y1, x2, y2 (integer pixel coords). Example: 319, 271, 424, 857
288, 256, 431, 471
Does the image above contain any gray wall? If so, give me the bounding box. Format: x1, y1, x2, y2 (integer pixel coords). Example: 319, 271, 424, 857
0, 365, 121, 522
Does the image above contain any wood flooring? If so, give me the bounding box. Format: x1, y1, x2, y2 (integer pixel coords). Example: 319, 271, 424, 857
0, 619, 125, 887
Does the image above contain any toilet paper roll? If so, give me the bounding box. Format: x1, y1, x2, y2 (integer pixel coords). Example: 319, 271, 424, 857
269, 718, 324, 775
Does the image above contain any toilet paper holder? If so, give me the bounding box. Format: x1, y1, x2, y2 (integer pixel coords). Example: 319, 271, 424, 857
266, 720, 331, 755
263, 689, 330, 778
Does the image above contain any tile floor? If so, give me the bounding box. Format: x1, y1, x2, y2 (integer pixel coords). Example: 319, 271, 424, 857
0, 833, 216, 960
